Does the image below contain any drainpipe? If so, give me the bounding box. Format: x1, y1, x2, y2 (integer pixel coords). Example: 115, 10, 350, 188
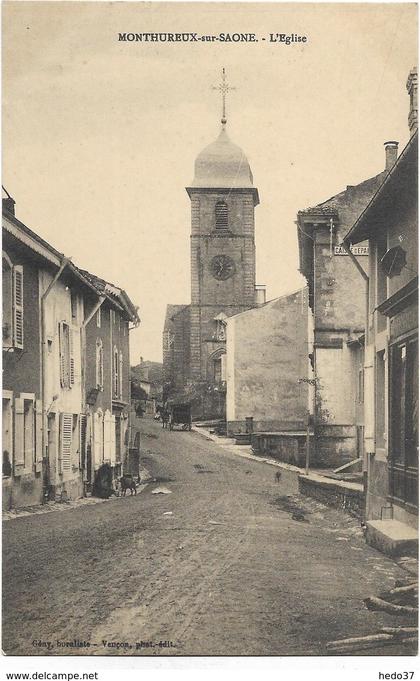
41, 257, 70, 501
341, 240, 370, 522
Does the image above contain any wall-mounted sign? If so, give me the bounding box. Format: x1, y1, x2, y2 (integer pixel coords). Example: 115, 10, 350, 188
334, 245, 369, 256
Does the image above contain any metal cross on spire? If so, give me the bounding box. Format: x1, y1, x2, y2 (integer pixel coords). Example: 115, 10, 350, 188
212, 68, 236, 127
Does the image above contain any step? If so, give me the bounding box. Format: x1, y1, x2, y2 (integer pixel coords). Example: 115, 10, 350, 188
366, 519, 418, 557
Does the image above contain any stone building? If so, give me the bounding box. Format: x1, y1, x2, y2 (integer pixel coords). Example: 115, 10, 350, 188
163, 76, 265, 419
297, 146, 394, 467
79, 269, 139, 489
225, 288, 312, 465
343, 70, 418, 551
2, 191, 139, 509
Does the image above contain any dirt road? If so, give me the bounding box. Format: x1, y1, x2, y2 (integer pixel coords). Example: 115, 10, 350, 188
2, 417, 415, 656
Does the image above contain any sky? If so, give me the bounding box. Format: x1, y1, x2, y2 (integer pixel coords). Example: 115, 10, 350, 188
3, 1, 417, 364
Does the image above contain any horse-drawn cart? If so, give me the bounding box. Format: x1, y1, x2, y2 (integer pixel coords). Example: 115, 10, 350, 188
169, 403, 192, 431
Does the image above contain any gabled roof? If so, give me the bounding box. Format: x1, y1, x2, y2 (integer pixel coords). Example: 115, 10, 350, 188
297, 170, 386, 279
226, 287, 308, 322
2, 196, 140, 324
343, 131, 418, 245
78, 268, 140, 324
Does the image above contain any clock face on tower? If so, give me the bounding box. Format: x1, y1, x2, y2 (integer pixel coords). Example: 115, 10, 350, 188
210, 255, 236, 280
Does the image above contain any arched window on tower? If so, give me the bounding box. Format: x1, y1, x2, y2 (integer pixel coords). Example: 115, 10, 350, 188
215, 201, 228, 230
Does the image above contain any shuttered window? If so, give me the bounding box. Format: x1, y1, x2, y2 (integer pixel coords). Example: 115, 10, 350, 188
96, 338, 104, 390
59, 413, 73, 473
119, 352, 123, 399
104, 410, 113, 463
69, 328, 75, 386
12, 265, 24, 349
59, 322, 75, 389
110, 414, 116, 466
2, 396, 13, 476
113, 346, 119, 398
34, 399, 43, 472
93, 411, 103, 468
3, 256, 13, 349
79, 414, 87, 471
13, 396, 36, 474
23, 399, 35, 470
215, 201, 228, 230
14, 397, 25, 471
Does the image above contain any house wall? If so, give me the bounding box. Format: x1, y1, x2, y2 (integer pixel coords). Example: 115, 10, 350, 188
84, 299, 112, 478
2, 235, 41, 397
226, 289, 309, 435
388, 201, 417, 298
305, 175, 386, 467
365, 193, 418, 529
2, 231, 43, 509
110, 307, 130, 472
85, 299, 112, 412
40, 269, 85, 500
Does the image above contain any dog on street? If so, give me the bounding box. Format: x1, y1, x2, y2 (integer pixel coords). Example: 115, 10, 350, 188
119, 475, 137, 496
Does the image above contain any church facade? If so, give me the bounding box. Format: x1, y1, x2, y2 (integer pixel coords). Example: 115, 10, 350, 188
163, 96, 263, 419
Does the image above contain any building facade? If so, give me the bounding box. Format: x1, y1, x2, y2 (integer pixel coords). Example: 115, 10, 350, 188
81, 271, 138, 489
2, 193, 139, 509
343, 86, 418, 539
226, 289, 310, 441
297, 151, 392, 467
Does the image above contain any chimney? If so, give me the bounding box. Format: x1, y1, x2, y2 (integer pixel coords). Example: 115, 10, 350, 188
384, 141, 399, 171
406, 67, 418, 135
2, 187, 15, 215
255, 285, 266, 306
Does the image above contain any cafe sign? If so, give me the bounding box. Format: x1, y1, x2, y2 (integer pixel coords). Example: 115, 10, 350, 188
334, 245, 369, 256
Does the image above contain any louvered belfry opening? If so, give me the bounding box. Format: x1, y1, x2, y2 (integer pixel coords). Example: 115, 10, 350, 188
215, 200, 228, 230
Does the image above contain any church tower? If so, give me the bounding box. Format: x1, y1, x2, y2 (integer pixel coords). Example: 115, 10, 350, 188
185, 70, 260, 415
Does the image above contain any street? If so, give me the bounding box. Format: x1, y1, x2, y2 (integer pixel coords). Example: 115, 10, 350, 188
2, 417, 415, 657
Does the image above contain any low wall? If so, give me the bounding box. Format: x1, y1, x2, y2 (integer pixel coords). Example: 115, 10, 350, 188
2, 473, 44, 510
227, 419, 306, 437
314, 424, 358, 468
251, 432, 310, 467
299, 474, 364, 519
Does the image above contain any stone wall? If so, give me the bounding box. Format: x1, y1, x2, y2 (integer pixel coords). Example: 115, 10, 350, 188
299, 474, 364, 519
226, 289, 310, 433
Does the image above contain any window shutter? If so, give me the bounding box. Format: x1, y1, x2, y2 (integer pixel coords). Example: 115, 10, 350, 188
100, 344, 104, 389
103, 410, 112, 462
59, 322, 66, 388
96, 339, 103, 390
110, 414, 116, 466
35, 399, 43, 472
113, 347, 118, 397
12, 265, 24, 349
96, 341, 100, 388
79, 414, 87, 470
60, 413, 73, 473
93, 412, 103, 468
69, 328, 75, 386
119, 352, 123, 399
14, 397, 25, 470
